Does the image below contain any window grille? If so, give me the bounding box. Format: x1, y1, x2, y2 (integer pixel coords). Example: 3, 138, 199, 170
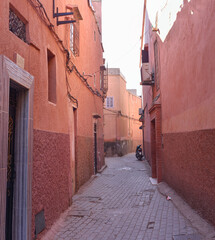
70, 22, 79, 56
106, 97, 114, 108
100, 66, 108, 95
9, 8, 27, 43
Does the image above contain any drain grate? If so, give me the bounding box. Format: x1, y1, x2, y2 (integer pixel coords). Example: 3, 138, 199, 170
173, 233, 203, 240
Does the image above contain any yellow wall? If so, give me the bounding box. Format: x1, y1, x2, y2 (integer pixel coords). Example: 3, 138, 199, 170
104, 69, 142, 146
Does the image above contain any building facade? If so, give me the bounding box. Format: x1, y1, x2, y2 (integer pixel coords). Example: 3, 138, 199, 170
0, 0, 106, 239
104, 68, 142, 157
140, 0, 215, 225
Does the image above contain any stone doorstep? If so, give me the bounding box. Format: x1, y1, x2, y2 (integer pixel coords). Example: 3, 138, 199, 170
150, 177, 158, 185
97, 164, 107, 173
158, 182, 215, 240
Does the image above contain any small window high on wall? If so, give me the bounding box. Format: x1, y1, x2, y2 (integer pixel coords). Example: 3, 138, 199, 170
9, 8, 27, 43
106, 97, 114, 108
47, 49, 56, 104
70, 22, 80, 56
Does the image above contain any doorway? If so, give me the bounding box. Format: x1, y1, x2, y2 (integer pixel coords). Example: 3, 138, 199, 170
151, 119, 157, 178
73, 107, 77, 194
94, 123, 97, 174
0, 55, 34, 240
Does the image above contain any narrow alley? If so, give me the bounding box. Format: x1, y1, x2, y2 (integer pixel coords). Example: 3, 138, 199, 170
1, 1, 215, 239
42, 154, 209, 240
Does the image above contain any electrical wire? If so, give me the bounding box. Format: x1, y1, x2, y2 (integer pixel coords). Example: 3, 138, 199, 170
103, 107, 140, 122
28, 0, 105, 105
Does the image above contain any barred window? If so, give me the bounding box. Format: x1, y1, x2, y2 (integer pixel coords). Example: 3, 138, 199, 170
70, 22, 79, 57
9, 8, 27, 43
100, 65, 108, 94
106, 97, 114, 108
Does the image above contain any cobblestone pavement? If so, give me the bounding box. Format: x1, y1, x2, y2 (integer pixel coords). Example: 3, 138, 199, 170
46, 153, 202, 240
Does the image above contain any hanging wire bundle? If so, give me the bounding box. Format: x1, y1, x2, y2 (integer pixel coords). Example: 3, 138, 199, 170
28, 0, 105, 106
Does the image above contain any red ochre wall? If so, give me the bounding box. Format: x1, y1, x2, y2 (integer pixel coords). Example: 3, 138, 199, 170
0, 0, 105, 238
0, 0, 72, 237
161, 0, 215, 225
69, 0, 105, 189
32, 130, 71, 235
144, 0, 215, 224
162, 130, 215, 225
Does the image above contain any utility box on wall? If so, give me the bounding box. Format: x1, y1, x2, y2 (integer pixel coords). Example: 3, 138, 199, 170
141, 62, 150, 81
140, 48, 154, 85
141, 49, 150, 81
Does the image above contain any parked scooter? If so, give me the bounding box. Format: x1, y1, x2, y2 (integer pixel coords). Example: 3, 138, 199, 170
135, 145, 143, 161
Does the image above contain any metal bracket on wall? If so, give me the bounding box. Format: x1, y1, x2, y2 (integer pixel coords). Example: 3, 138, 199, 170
53, 0, 76, 25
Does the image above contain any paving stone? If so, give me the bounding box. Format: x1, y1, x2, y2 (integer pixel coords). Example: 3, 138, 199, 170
42, 153, 205, 240
173, 233, 203, 240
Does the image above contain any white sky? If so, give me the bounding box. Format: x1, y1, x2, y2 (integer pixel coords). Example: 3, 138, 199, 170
102, 0, 144, 96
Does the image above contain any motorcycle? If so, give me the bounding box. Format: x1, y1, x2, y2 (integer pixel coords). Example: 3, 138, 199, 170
135, 145, 143, 161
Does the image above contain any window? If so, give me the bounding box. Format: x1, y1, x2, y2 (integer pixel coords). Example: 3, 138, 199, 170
9, 8, 27, 43
47, 49, 56, 104
106, 97, 114, 108
100, 65, 108, 94
70, 22, 79, 56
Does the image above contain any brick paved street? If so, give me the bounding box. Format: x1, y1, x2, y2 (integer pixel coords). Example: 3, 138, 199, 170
43, 153, 204, 240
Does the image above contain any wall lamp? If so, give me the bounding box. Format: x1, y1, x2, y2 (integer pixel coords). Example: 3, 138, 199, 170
53, 0, 76, 25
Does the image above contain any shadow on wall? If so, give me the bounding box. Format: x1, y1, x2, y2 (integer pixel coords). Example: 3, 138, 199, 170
104, 140, 140, 157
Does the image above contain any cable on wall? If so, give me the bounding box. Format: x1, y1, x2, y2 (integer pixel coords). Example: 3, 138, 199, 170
28, 0, 104, 106
103, 107, 140, 122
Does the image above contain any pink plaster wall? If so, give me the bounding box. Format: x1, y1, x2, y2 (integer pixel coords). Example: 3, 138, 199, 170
142, 0, 215, 225
160, 0, 215, 133
104, 69, 142, 154
92, 0, 102, 34
159, 0, 215, 224
0, 0, 105, 237
143, 0, 215, 163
